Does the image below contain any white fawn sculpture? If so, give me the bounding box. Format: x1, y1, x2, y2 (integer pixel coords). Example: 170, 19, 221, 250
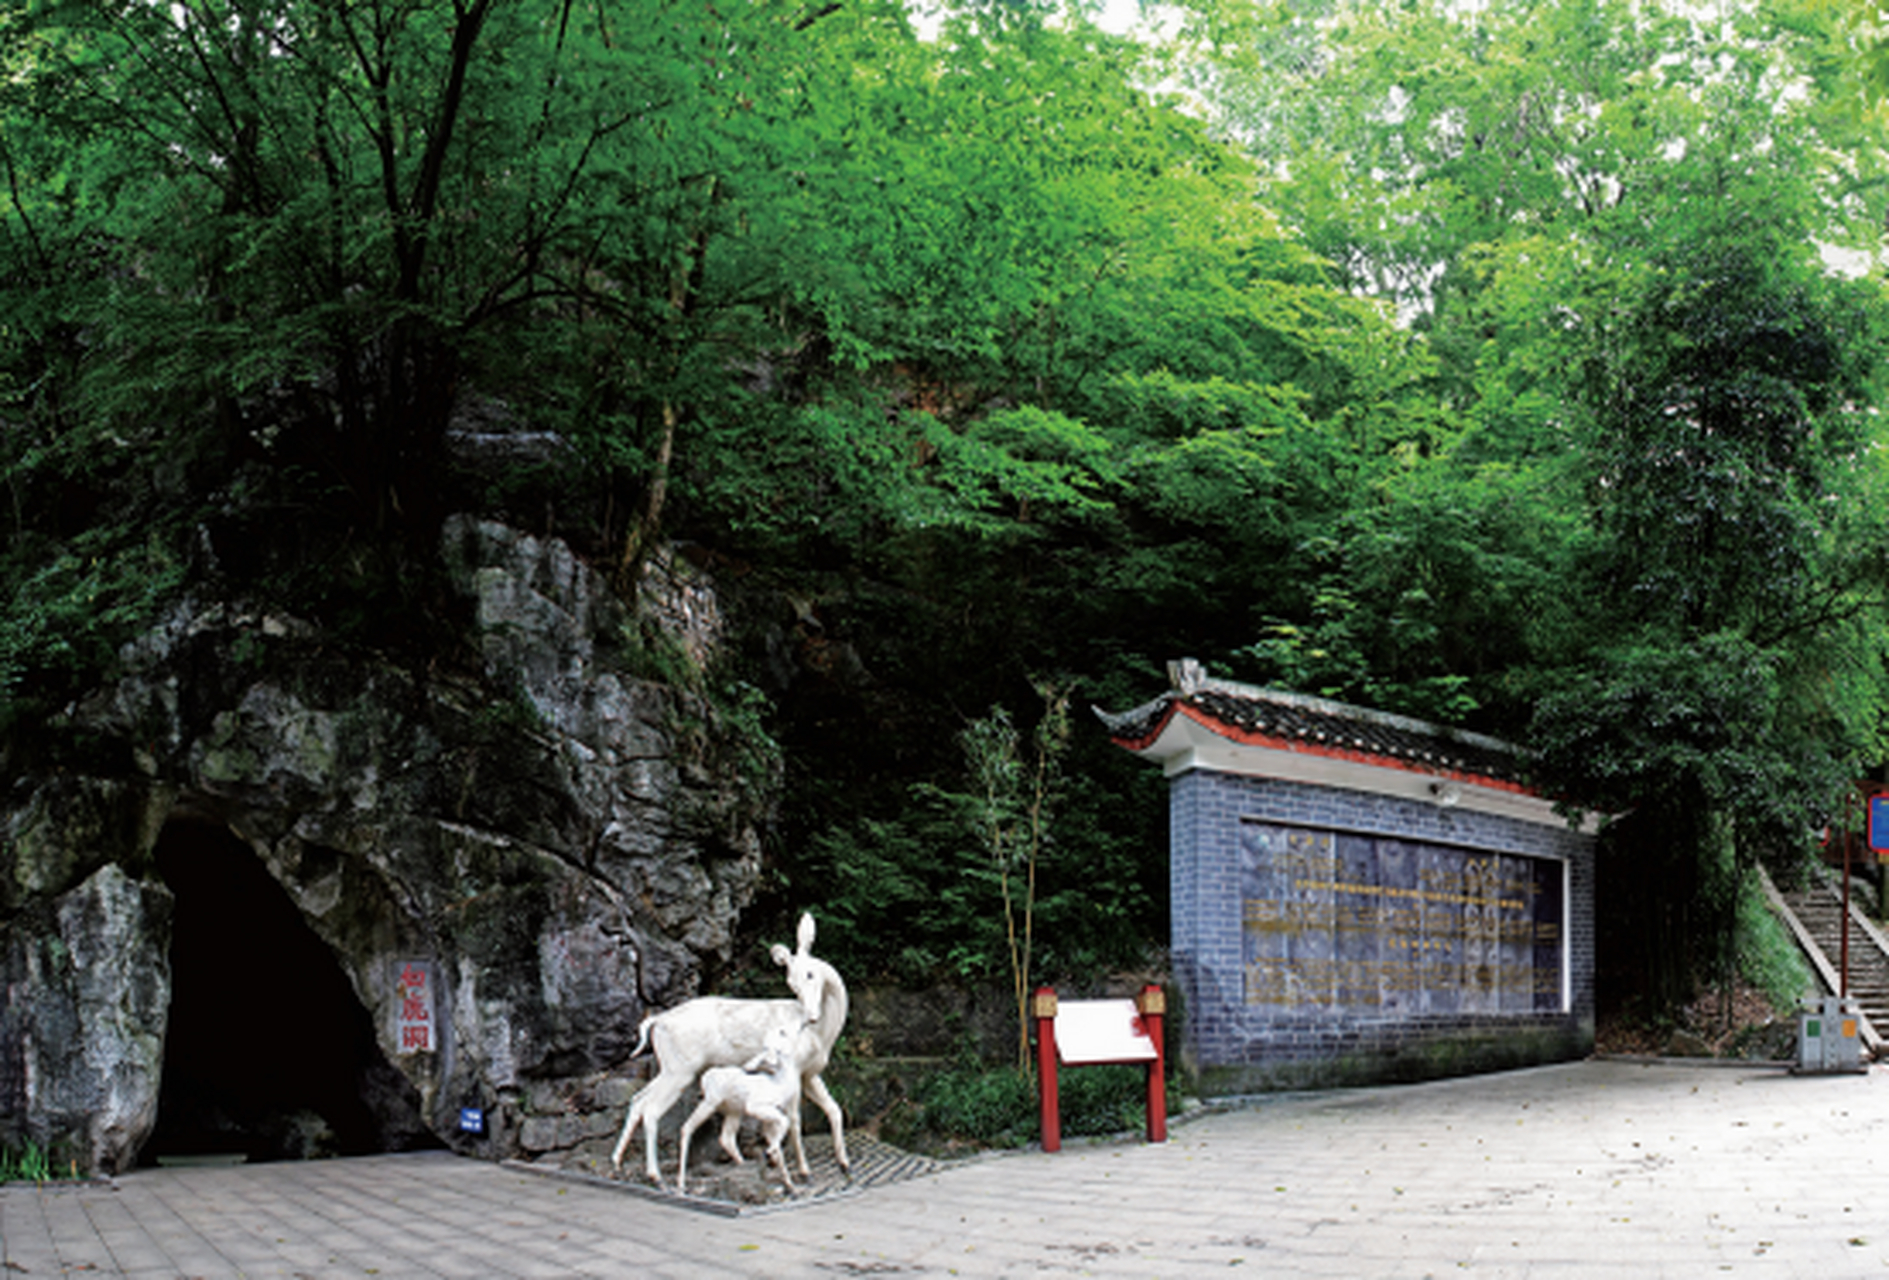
611, 912, 850, 1185
675, 1023, 802, 1194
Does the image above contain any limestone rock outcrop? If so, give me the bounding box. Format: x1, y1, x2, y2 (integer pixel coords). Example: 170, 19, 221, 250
0, 516, 770, 1173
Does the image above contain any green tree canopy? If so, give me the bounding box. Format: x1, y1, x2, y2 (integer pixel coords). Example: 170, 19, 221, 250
12, 0, 1889, 1010
1176, 0, 1889, 1002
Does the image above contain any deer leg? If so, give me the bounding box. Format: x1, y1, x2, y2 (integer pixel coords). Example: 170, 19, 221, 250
610, 1085, 649, 1172
676, 1096, 720, 1196
787, 1074, 815, 1176
787, 1103, 807, 1177
756, 1108, 794, 1192
716, 1110, 746, 1164
805, 1073, 849, 1174
620, 1071, 689, 1185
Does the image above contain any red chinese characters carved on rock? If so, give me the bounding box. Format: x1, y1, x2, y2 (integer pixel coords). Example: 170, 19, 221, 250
398, 962, 434, 1053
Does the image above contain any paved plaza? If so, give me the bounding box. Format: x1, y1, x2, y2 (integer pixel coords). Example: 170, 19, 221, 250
5, 1058, 1889, 1278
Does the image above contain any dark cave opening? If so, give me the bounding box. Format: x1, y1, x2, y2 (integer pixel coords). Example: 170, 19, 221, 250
145, 818, 437, 1164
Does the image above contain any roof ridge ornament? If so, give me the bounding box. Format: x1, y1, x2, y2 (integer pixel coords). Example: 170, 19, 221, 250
1167, 657, 1208, 695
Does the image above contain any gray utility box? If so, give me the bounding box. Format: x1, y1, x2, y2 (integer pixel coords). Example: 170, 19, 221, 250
1796, 995, 1865, 1074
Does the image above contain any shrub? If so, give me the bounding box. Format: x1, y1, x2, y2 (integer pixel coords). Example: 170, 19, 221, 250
914, 1065, 1036, 1147
1059, 1064, 1153, 1138
905, 1061, 1166, 1151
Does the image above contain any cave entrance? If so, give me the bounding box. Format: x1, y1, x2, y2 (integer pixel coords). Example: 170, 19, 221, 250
146, 818, 434, 1164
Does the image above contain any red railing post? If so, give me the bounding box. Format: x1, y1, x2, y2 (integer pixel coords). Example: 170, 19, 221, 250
1137, 984, 1167, 1144
1033, 987, 1061, 1153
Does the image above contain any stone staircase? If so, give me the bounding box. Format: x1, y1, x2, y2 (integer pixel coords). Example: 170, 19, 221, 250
1767, 870, 1889, 1055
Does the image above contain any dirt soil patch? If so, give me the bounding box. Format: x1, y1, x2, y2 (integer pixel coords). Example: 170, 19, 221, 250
1595, 980, 1797, 1060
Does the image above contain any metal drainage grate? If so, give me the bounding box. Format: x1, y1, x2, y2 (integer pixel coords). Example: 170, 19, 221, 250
507, 1134, 945, 1217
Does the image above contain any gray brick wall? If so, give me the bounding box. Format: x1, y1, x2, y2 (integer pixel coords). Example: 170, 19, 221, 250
1169, 768, 1595, 1094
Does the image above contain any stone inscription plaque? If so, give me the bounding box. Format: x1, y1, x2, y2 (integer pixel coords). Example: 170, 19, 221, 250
395, 960, 436, 1053
1241, 821, 1564, 1014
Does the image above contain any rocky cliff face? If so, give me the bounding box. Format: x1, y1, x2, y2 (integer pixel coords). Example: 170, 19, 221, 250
0, 516, 770, 1173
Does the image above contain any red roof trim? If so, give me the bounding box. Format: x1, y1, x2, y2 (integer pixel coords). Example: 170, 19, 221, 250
1110, 699, 1183, 754
1112, 701, 1539, 798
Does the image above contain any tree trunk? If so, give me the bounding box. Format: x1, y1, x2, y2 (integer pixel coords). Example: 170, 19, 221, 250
618, 400, 676, 587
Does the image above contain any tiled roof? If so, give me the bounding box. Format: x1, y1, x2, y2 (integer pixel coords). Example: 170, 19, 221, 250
1096, 660, 1532, 789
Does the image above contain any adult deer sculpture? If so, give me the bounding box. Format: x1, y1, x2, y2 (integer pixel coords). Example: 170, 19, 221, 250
611, 912, 850, 1186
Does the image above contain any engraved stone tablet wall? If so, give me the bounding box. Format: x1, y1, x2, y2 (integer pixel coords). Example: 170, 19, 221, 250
1240, 823, 1564, 1015
1168, 770, 1595, 1094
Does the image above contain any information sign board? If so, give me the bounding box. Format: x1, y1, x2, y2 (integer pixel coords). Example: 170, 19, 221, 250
1870, 795, 1889, 856
1054, 999, 1158, 1064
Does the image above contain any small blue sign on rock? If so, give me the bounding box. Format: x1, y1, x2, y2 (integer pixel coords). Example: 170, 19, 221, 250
458, 1107, 485, 1135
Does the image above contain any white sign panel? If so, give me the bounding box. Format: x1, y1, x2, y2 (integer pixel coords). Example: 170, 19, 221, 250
1056, 998, 1157, 1065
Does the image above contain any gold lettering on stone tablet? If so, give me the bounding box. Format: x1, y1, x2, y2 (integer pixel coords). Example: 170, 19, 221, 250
1239, 822, 1564, 1014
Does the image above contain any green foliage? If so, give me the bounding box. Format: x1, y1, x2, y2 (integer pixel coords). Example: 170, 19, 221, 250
954, 687, 1071, 1071
1528, 231, 1889, 1003
1063, 1064, 1161, 1138
11, 0, 1889, 1032
705, 680, 785, 812
1737, 879, 1815, 1011
804, 805, 1000, 985
0, 530, 187, 735
1166, 0, 1889, 1018
912, 1065, 1037, 1147
0, 1139, 77, 1183
796, 729, 1155, 988
615, 616, 704, 695
907, 1062, 1156, 1149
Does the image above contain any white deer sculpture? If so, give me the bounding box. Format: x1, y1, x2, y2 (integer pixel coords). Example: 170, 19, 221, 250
676, 1023, 802, 1195
611, 912, 850, 1186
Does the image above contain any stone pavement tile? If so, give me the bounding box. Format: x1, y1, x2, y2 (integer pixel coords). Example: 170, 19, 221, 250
126, 1205, 211, 1259
94, 1215, 172, 1248
525, 1250, 611, 1278
78, 1194, 142, 1230
468, 1246, 578, 1276
304, 1203, 388, 1236
458, 1221, 561, 1255
218, 1231, 301, 1265
669, 1250, 814, 1280
19, 1062, 1889, 1280
388, 1216, 470, 1251
585, 1230, 693, 1264
322, 1260, 442, 1280
537, 1226, 619, 1259
0, 1243, 64, 1273
325, 1207, 424, 1252
268, 1241, 349, 1272
0, 1197, 66, 1269
407, 1210, 494, 1239
16, 1189, 104, 1248
55, 1245, 124, 1274
164, 1246, 250, 1277
98, 1237, 181, 1272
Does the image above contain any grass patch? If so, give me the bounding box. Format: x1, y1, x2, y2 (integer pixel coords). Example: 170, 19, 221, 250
0, 1140, 81, 1184
1739, 873, 1815, 1008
